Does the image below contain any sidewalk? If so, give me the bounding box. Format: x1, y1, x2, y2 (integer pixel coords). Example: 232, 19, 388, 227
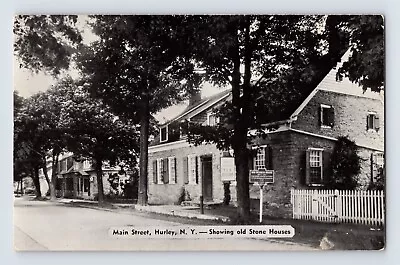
57, 197, 230, 222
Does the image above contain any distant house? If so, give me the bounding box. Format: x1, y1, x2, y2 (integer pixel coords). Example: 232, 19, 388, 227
39, 153, 125, 200
147, 50, 384, 214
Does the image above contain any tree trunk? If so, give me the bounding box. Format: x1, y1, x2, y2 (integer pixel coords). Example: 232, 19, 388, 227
232, 18, 252, 222
138, 93, 150, 206
31, 167, 42, 198
42, 161, 51, 196
234, 146, 251, 222
20, 178, 24, 195
49, 153, 60, 201
95, 158, 105, 204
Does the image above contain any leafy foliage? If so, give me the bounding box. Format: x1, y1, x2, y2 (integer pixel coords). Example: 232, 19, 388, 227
325, 136, 362, 190
57, 78, 140, 166
181, 15, 351, 221
335, 15, 384, 92
14, 15, 83, 76
77, 15, 202, 120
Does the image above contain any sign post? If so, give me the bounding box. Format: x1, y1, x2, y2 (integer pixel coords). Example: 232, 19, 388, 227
259, 184, 264, 223
249, 169, 274, 223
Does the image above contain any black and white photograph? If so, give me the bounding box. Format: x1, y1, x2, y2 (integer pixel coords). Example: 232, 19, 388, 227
13, 15, 385, 251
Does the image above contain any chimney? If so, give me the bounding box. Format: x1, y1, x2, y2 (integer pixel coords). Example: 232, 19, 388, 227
188, 89, 201, 106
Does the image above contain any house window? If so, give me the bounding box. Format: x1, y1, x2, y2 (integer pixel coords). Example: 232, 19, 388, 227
306, 148, 323, 185
254, 147, 266, 170
168, 157, 177, 184
160, 126, 168, 142
207, 113, 219, 126
188, 155, 198, 184
250, 146, 273, 171
371, 152, 384, 182
320, 104, 334, 128
367, 112, 380, 131
375, 152, 384, 168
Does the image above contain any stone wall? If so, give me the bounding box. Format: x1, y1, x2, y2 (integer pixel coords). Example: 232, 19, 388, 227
292, 90, 384, 151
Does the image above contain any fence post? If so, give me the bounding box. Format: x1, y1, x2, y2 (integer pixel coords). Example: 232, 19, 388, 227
335, 189, 341, 223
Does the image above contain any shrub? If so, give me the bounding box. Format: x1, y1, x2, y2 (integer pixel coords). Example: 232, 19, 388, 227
176, 187, 191, 205
325, 136, 361, 190
368, 165, 385, 190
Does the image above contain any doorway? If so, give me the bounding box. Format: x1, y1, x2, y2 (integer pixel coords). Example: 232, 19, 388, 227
201, 156, 213, 201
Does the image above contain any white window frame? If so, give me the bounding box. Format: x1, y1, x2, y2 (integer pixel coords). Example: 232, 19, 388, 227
207, 112, 219, 126
320, 104, 333, 128
187, 155, 197, 185
157, 158, 163, 184
308, 147, 324, 185
253, 145, 267, 170
168, 157, 176, 184
375, 152, 384, 168
160, 125, 168, 143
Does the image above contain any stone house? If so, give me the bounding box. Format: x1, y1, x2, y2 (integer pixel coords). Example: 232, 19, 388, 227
147, 51, 384, 215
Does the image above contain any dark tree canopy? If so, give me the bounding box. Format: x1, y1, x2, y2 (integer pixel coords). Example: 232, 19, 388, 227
335, 15, 384, 92
14, 15, 83, 76
77, 15, 202, 120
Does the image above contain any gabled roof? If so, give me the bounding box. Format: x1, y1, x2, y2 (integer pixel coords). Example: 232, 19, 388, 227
289, 49, 383, 121
161, 88, 231, 126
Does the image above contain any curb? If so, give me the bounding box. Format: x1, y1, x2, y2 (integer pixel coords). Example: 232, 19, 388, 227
57, 200, 230, 223
133, 205, 230, 223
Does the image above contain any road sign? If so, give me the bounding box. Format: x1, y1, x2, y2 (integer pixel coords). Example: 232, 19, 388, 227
249, 169, 274, 223
250, 169, 274, 184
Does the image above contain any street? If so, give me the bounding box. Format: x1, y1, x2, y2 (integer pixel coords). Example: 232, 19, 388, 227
14, 197, 316, 251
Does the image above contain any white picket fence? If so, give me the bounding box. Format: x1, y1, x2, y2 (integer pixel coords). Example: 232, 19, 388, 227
291, 189, 385, 226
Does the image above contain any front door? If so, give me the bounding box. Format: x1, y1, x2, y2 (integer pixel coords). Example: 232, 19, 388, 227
201, 156, 213, 201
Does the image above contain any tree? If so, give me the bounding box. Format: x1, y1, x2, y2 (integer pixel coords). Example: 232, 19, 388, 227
326, 136, 361, 190
77, 15, 201, 205
14, 92, 51, 198
14, 15, 82, 76
333, 15, 384, 92
58, 78, 140, 203
183, 15, 348, 222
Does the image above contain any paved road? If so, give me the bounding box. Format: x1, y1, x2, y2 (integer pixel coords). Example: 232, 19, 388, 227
14, 197, 317, 251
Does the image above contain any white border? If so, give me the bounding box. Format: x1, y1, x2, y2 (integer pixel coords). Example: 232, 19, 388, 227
4, 2, 398, 265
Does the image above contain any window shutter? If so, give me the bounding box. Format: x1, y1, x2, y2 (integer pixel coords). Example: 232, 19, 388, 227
366, 115, 370, 130
265, 146, 273, 170
195, 156, 199, 184
152, 160, 158, 184
183, 156, 189, 184
172, 157, 177, 184
328, 107, 335, 127
322, 150, 330, 184
374, 115, 380, 130
305, 150, 310, 185
163, 158, 169, 184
